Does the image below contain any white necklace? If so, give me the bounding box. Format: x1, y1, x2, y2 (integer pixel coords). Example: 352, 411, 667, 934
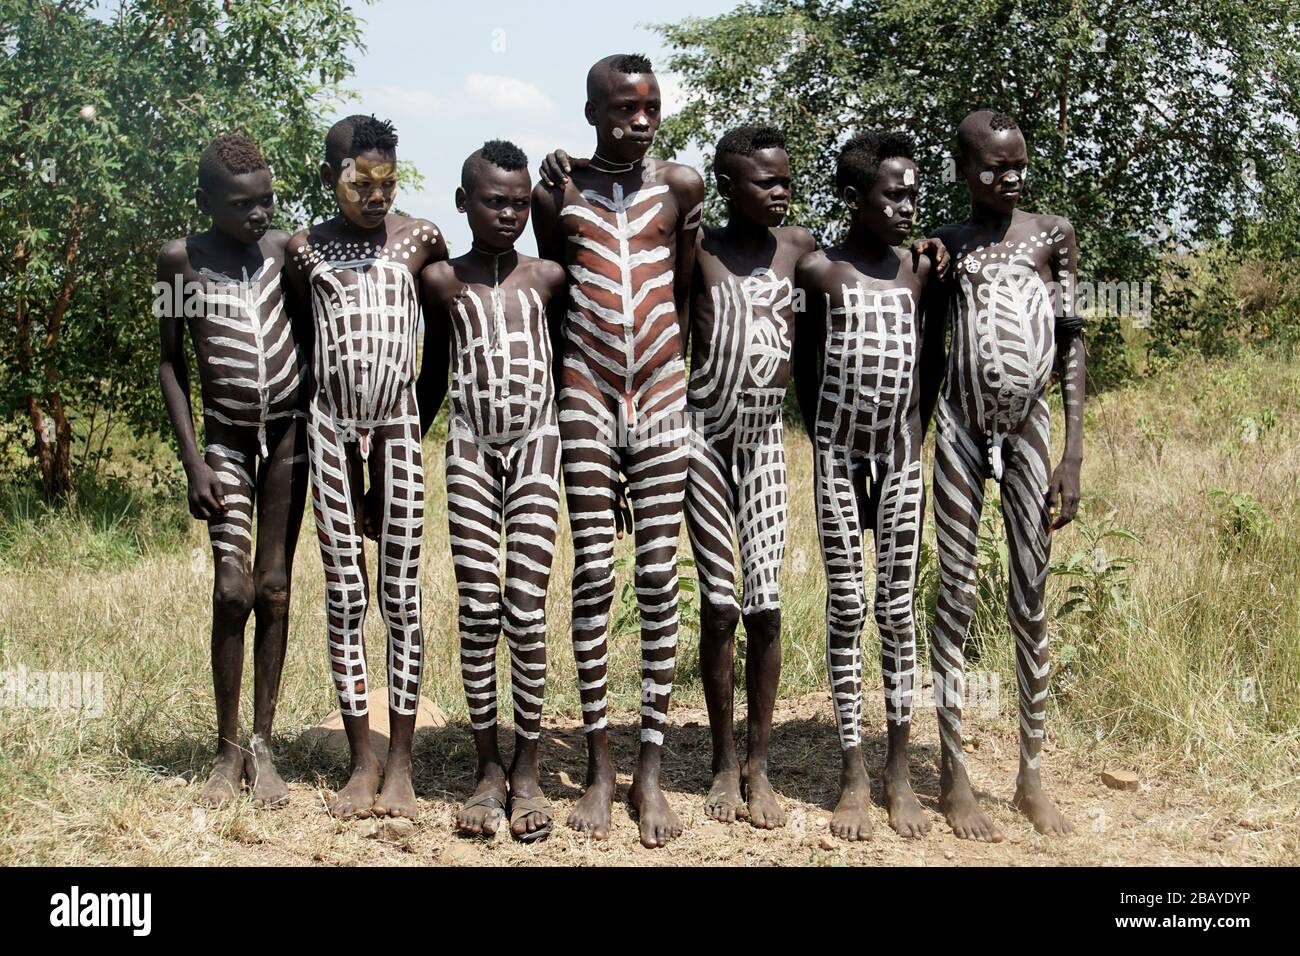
590, 152, 640, 174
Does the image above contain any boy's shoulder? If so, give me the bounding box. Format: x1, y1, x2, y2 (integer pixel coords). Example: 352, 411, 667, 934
776, 224, 817, 254
654, 159, 705, 202
517, 252, 566, 289
157, 236, 191, 271
795, 244, 833, 279
1020, 210, 1074, 238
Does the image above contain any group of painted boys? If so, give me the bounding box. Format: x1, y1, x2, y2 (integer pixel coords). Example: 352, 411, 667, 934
158, 52, 1085, 850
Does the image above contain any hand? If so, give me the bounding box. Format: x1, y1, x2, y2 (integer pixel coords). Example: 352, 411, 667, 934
539, 149, 588, 188
1045, 457, 1081, 530
613, 476, 633, 540
362, 482, 381, 542
185, 461, 227, 521
912, 237, 951, 281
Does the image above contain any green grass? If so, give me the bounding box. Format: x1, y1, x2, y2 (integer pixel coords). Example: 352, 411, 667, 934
1, 350, 1298, 863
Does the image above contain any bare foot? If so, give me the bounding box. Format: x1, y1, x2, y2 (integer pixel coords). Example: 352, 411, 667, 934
1014, 779, 1074, 836
372, 757, 419, 819
245, 735, 289, 809
882, 762, 929, 838
327, 754, 381, 819
455, 768, 507, 836
742, 766, 786, 829
629, 777, 682, 848
830, 785, 874, 841
940, 771, 1004, 842
566, 773, 615, 840
830, 757, 873, 841
198, 747, 244, 807
705, 765, 743, 823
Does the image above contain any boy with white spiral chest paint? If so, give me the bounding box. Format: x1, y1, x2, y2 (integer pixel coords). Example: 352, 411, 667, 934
416, 141, 567, 843
922, 110, 1086, 841
794, 132, 950, 841
157, 134, 309, 811
282, 114, 449, 822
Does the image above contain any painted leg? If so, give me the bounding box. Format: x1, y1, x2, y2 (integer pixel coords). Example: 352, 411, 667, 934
373, 403, 425, 820
872, 450, 928, 837
816, 442, 873, 840
624, 421, 689, 849
199, 431, 257, 807
559, 388, 619, 839
736, 428, 787, 829
501, 425, 562, 840
445, 425, 508, 835
1003, 401, 1073, 836
308, 400, 380, 818
931, 400, 1002, 841
244, 417, 308, 809
684, 430, 743, 823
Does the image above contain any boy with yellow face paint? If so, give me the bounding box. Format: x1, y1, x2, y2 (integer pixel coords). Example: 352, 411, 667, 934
283, 114, 448, 821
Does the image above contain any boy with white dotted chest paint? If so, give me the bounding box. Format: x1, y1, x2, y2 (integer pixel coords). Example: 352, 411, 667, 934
922, 109, 1086, 842
282, 114, 448, 823
794, 131, 949, 843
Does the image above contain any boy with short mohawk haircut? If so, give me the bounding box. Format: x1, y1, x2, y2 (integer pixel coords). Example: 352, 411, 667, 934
417, 140, 567, 842
282, 113, 448, 821
157, 132, 308, 810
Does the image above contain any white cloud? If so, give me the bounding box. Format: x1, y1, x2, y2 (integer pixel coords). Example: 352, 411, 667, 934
464, 73, 555, 115
357, 85, 441, 120
656, 73, 688, 119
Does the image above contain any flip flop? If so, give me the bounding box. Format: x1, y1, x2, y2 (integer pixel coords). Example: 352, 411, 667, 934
508, 793, 554, 844
457, 790, 506, 836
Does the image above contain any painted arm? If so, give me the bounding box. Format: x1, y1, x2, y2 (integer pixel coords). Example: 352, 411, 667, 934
156, 245, 225, 520
281, 236, 315, 400
1049, 220, 1085, 530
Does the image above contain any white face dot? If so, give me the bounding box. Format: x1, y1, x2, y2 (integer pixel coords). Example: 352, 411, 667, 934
903, 167, 915, 187
883, 205, 894, 218
612, 127, 624, 140
979, 171, 995, 185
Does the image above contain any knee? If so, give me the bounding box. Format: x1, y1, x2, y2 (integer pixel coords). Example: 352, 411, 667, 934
742, 606, 781, 647
873, 594, 914, 639
254, 570, 290, 621
828, 591, 868, 635
212, 573, 255, 622
325, 579, 367, 621
380, 580, 419, 625
701, 595, 741, 641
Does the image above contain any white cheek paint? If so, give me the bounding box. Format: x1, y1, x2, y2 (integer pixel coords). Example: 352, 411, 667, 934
903, 168, 915, 186
612, 127, 624, 140
980, 171, 995, 185
883, 205, 894, 218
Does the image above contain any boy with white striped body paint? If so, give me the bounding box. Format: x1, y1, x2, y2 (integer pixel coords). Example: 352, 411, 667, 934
416, 141, 567, 842
157, 134, 309, 810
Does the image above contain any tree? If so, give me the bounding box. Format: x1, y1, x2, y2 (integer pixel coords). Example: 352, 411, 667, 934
653, 0, 1300, 287
0, 0, 370, 499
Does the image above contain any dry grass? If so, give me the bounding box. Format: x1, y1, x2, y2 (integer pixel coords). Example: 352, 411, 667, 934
1, 351, 1298, 865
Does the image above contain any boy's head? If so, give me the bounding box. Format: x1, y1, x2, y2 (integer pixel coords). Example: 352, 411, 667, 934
714, 125, 791, 228
196, 133, 273, 244
585, 53, 659, 162
836, 131, 917, 244
956, 110, 1027, 213
456, 140, 531, 252
320, 114, 399, 229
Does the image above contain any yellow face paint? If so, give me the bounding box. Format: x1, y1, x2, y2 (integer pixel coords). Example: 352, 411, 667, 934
335, 153, 397, 226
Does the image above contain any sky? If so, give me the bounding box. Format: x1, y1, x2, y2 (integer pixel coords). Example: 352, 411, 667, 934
330, 0, 739, 256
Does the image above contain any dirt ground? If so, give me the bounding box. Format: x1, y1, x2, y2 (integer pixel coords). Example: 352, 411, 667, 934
60, 693, 1295, 867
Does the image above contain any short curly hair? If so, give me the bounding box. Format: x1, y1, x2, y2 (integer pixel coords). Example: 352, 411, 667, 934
198, 133, 267, 192
836, 130, 914, 197
714, 125, 786, 179
461, 139, 530, 194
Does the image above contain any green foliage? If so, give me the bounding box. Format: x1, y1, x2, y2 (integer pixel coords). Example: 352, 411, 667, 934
1208, 489, 1271, 550
0, 0, 374, 497
654, 0, 1300, 370
1051, 506, 1139, 627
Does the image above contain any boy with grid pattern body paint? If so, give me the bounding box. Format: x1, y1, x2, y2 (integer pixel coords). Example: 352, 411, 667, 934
282, 114, 448, 821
